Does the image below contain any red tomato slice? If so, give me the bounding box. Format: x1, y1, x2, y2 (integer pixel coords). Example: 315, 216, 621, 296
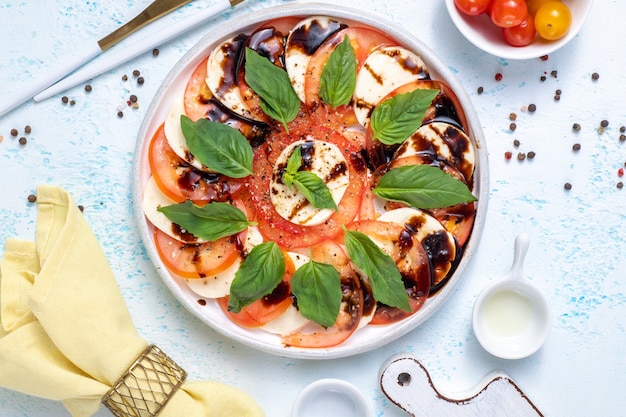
281, 270, 363, 348
304, 26, 397, 110
184, 57, 213, 121
249, 123, 367, 249
217, 250, 296, 327
344, 220, 431, 325
429, 202, 476, 248
148, 123, 245, 204
153, 228, 240, 279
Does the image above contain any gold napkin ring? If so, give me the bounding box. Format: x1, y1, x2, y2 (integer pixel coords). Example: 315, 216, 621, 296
102, 344, 187, 417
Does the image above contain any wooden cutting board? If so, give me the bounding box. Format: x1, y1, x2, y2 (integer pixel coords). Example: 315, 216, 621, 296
379, 354, 544, 417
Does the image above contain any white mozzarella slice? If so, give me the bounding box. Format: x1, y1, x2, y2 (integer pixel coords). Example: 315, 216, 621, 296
394, 122, 475, 182
206, 36, 257, 121
260, 252, 311, 336
164, 95, 208, 171
378, 207, 457, 282
142, 176, 205, 244
378, 207, 452, 244
260, 305, 310, 336
353, 46, 428, 127
185, 226, 264, 299
285, 16, 342, 102
270, 139, 349, 226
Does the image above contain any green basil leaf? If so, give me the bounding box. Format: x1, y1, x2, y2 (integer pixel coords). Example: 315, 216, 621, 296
291, 259, 342, 328
157, 200, 253, 241
343, 228, 411, 312
319, 36, 357, 108
370, 88, 440, 145
180, 115, 253, 178
244, 48, 300, 131
291, 171, 338, 210
283, 144, 303, 188
228, 242, 285, 313
283, 146, 338, 210
373, 164, 477, 209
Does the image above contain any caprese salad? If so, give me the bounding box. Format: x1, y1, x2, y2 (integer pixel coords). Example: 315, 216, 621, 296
141, 15, 478, 348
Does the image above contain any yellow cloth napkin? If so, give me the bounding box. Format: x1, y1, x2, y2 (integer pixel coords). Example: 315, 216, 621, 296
0, 185, 265, 417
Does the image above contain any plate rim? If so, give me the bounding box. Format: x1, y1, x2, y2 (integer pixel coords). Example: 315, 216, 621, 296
132, 2, 490, 359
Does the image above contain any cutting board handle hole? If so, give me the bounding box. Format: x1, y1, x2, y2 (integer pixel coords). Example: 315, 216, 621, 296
397, 372, 412, 386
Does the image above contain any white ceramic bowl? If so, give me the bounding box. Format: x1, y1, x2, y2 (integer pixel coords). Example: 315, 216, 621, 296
133, 2, 489, 359
292, 379, 372, 417
445, 0, 594, 60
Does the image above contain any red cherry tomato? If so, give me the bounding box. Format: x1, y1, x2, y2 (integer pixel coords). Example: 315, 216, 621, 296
502, 13, 537, 46
454, 0, 493, 16
490, 0, 528, 28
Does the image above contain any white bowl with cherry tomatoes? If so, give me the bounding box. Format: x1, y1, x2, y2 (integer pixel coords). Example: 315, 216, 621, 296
445, 0, 594, 59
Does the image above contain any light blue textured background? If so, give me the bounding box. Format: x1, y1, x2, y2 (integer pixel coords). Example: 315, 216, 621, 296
1, 1, 625, 416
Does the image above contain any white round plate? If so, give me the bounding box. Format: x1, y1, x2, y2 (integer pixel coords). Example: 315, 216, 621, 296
133, 2, 489, 359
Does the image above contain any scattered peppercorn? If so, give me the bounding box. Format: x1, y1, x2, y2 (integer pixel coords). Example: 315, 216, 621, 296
129, 94, 138, 103
509, 122, 516, 131
621, 126, 626, 133
597, 126, 605, 134
618, 167, 624, 177
70, 99, 76, 106
618, 182, 624, 189
564, 182, 572, 190
540, 75, 546, 82
137, 76, 145, 85
517, 152, 526, 161
85, 84, 92, 92
620, 134, 626, 142
10, 128, 18, 136
554, 94, 561, 101
19, 137, 27, 145
24, 125, 31, 134
62, 96, 69, 104
573, 143, 581, 151
27, 194, 37, 203
513, 139, 520, 147
509, 112, 517, 121
152, 48, 160, 56
528, 103, 536, 113
601, 119, 609, 128
495, 73, 503, 81
551, 70, 558, 78
540, 55, 549, 61
122, 74, 128, 81
78, 205, 85, 212
504, 151, 512, 160
527, 151, 536, 159
591, 72, 599, 81
117, 111, 124, 118
477, 86, 484, 94
572, 123, 581, 131
133, 69, 140, 77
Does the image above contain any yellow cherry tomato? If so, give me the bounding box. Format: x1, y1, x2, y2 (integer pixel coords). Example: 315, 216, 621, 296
526, 0, 552, 16
534, 1, 572, 41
